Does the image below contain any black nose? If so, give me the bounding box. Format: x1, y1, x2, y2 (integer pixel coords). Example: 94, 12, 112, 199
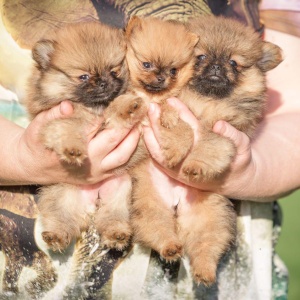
211, 64, 221, 71
157, 75, 165, 83
96, 79, 108, 90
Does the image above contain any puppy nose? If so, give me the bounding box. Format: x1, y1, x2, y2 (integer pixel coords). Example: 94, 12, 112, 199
157, 75, 165, 83
96, 79, 108, 90
211, 64, 221, 71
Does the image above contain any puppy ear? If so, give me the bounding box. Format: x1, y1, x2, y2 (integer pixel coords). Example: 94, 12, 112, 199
32, 39, 55, 70
125, 16, 142, 38
258, 41, 283, 72
188, 32, 199, 48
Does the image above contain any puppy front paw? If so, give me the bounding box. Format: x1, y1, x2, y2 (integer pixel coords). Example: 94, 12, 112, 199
162, 147, 187, 168
60, 146, 87, 165
182, 154, 231, 182
120, 97, 147, 125
158, 120, 194, 168
160, 109, 179, 129
105, 94, 147, 128
42, 231, 71, 252
181, 158, 205, 182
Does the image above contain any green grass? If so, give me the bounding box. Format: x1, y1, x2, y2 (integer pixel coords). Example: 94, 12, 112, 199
277, 190, 300, 300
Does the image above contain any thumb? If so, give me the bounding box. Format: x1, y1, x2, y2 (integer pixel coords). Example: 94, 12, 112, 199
37, 101, 74, 123
147, 102, 161, 127
213, 120, 250, 155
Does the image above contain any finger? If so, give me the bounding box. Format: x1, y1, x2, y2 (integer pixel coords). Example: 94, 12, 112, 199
147, 102, 161, 129
213, 120, 250, 154
59, 101, 74, 116
166, 97, 199, 130
89, 126, 135, 159
143, 124, 165, 163
36, 101, 74, 123
146, 102, 165, 142
100, 127, 141, 171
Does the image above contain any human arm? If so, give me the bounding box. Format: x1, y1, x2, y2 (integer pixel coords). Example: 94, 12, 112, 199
143, 28, 300, 202
0, 100, 140, 186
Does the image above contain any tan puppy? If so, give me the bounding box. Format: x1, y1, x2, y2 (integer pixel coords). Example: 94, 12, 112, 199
123, 16, 282, 285
177, 16, 283, 180
104, 16, 199, 267
25, 22, 145, 252
119, 15, 200, 272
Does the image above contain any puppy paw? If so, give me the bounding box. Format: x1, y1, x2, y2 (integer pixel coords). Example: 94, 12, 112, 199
105, 94, 147, 129
42, 231, 71, 252
121, 97, 147, 125
160, 109, 179, 129
160, 241, 183, 261
101, 228, 132, 250
162, 148, 186, 168
181, 159, 205, 182
191, 259, 217, 286
61, 147, 87, 165
182, 156, 230, 182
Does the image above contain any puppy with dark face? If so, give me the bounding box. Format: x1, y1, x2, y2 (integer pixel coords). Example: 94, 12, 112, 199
179, 16, 282, 179
157, 16, 281, 284
26, 22, 130, 164
25, 22, 145, 252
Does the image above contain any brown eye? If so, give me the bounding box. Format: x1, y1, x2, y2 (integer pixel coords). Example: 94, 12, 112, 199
170, 68, 177, 76
229, 60, 237, 67
79, 74, 90, 81
110, 66, 121, 78
110, 71, 117, 78
143, 62, 151, 69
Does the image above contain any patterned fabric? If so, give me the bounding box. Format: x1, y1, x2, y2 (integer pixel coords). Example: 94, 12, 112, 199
0, 0, 288, 299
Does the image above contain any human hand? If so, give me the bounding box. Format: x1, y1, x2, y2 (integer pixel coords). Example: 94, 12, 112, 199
2, 101, 140, 185
143, 97, 255, 199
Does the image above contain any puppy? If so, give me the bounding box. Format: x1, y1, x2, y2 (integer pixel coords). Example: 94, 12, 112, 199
119, 16, 200, 271
104, 16, 199, 266
177, 16, 283, 180
173, 17, 281, 284
123, 16, 282, 285
25, 22, 145, 252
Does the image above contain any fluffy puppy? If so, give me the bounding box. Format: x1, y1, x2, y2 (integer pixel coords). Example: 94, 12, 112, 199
105, 17, 199, 265
120, 16, 200, 269
124, 16, 282, 285
162, 16, 282, 284
106, 16, 199, 170
25, 22, 145, 252
177, 16, 283, 181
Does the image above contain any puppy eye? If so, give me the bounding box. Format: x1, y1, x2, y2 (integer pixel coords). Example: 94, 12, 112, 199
143, 62, 152, 69
79, 74, 90, 81
229, 60, 237, 67
110, 66, 121, 78
110, 71, 117, 78
197, 54, 207, 61
170, 68, 177, 76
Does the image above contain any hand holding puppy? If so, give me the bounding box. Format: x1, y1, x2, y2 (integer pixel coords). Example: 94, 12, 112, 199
143, 97, 253, 199
1, 100, 140, 186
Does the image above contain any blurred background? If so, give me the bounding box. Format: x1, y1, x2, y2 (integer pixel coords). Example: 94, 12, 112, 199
277, 189, 300, 300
